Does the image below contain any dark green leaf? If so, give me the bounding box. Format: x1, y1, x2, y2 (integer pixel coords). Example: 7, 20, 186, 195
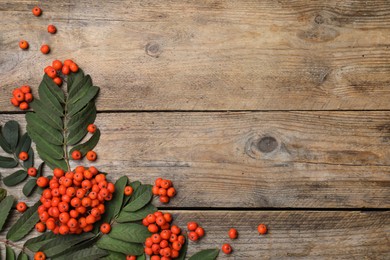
68, 86, 99, 117
96, 236, 143, 256
68, 75, 92, 101
43, 74, 65, 103
53, 246, 108, 260
15, 133, 31, 158
17, 252, 29, 260
3, 121, 19, 151
67, 69, 85, 94
23, 146, 34, 169
100, 251, 126, 260
70, 129, 100, 157
123, 185, 153, 212
0, 188, 7, 202
35, 146, 67, 171
25, 232, 57, 252
67, 101, 95, 130
67, 107, 96, 146
27, 125, 63, 159
137, 254, 146, 260
117, 204, 157, 223
0, 195, 14, 232
0, 156, 18, 168
29, 101, 63, 130
38, 79, 64, 116
109, 223, 151, 243
26, 113, 63, 145
123, 181, 142, 205
6, 200, 40, 241
39, 233, 95, 258
177, 235, 188, 260
0, 126, 12, 153
3, 170, 28, 186
37, 162, 44, 177
188, 249, 219, 260
6, 245, 16, 260
23, 178, 37, 197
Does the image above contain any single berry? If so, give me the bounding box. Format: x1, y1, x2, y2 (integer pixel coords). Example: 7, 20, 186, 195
222, 243, 232, 254
126, 256, 137, 260
14, 89, 25, 102
34, 251, 46, 260
86, 151, 97, 161
32, 6, 42, 16
228, 228, 238, 239
27, 167, 37, 177
19, 40, 29, 49
71, 150, 82, 160
64, 59, 73, 66
16, 202, 27, 212
87, 124, 97, 133
159, 195, 169, 204
257, 224, 267, 235
167, 187, 176, 197
46, 67, 57, 78
35, 222, 46, 232
19, 151, 29, 161
100, 222, 111, 234
40, 44, 50, 54
36, 176, 49, 188
47, 24, 57, 34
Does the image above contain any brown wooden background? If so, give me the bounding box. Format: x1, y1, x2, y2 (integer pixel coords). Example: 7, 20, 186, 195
1, 0, 389, 259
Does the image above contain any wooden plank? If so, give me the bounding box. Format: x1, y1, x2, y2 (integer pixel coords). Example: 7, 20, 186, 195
1, 211, 389, 258
1, 0, 390, 111
1, 111, 389, 208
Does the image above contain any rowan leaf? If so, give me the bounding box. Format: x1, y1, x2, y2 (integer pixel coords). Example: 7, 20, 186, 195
6, 200, 40, 241
0, 195, 14, 232
39, 233, 95, 258
188, 249, 219, 260
70, 128, 100, 157
25, 231, 57, 252
3, 170, 28, 186
116, 204, 157, 223
109, 223, 151, 243
38, 79, 64, 116
68, 74, 92, 101
3, 120, 19, 151
100, 251, 126, 260
43, 74, 65, 103
27, 125, 63, 159
53, 246, 108, 260
0, 188, 7, 202
26, 113, 63, 145
0, 126, 12, 153
123, 181, 142, 206
30, 100, 63, 130
15, 133, 31, 158
96, 236, 144, 256
67, 69, 85, 94
17, 252, 29, 260
67, 108, 96, 146
67, 101, 96, 131
0, 156, 18, 168
35, 146, 67, 171
6, 245, 16, 260
137, 254, 146, 260
122, 185, 153, 212
23, 146, 34, 168
23, 178, 37, 197
68, 85, 99, 117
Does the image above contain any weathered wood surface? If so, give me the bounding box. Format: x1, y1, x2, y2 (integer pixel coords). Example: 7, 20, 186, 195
1, 0, 390, 111
1, 112, 389, 208
1, 211, 389, 259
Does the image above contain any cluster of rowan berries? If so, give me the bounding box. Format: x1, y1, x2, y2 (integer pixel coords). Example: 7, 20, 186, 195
34, 166, 114, 235
186, 221, 205, 242
10, 85, 33, 110
19, 6, 56, 55
44, 59, 79, 87
142, 211, 185, 259
152, 178, 176, 204
71, 124, 98, 161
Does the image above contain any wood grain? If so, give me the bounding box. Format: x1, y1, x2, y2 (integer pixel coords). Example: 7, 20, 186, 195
1, 111, 389, 208
1, 0, 390, 111
1, 211, 389, 259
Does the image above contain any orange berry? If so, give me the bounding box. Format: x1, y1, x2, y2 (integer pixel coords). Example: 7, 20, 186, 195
19, 102, 29, 110
19, 40, 29, 49
71, 150, 82, 160
53, 77, 62, 86
58, 201, 69, 212
124, 186, 133, 196
148, 224, 159, 233
86, 214, 96, 224
169, 233, 177, 243
52, 60, 62, 70
69, 209, 79, 218
83, 170, 93, 179
229, 228, 238, 239
144, 247, 153, 256
34, 251, 46, 260
170, 225, 181, 235
14, 89, 24, 102
25, 93, 33, 103
64, 59, 73, 66
91, 207, 100, 218
195, 226, 205, 237
61, 65, 70, 75
107, 182, 115, 193
163, 213, 172, 223
159, 196, 169, 204
36, 177, 49, 188
32, 6, 42, 16
53, 168, 65, 178
160, 230, 171, 240
87, 124, 96, 133
167, 187, 176, 198
188, 231, 199, 241
257, 224, 267, 235
126, 256, 137, 260
142, 218, 150, 227
97, 204, 105, 214
35, 222, 46, 232
83, 224, 93, 232
81, 197, 92, 207
100, 222, 111, 234
46, 67, 57, 78
27, 167, 37, 177
152, 185, 159, 195
160, 180, 171, 189
158, 188, 167, 196
69, 62, 79, 72
146, 214, 156, 224
171, 250, 179, 259
16, 202, 27, 212
222, 243, 232, 254
46, 219, 56, 230
70, 197, 81, 208
177, 235, 185, 244
151, 233, 161, 244
40, 44, 50, 54
67, 218, 78, 228
10, 97, 19, 107
155, 178, 163, 187
59, 224, 70, 235
156, 216, 166, 226
172, 241, 182, 251
86, 151, 97, 161
20, 85, 31, 93
47, 24, 57, 34
187, 222, 198, 231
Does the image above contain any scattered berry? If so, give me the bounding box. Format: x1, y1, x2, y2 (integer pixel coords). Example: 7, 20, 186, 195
257, 224, 267, 235
18, 151, 29, 161
40, 44, 50, 54
228, 228, 238, 239
36, 176, 49, 188
126, 256, 136, 260
124, 186, 134, 196
71, 150, 82, 160
19, 40, 29, 49
86, 151, 97, 161
69, 62, 79, 72
87, 124, 97, 133
100, 222, 111, 234
35, 222, 46, 232
47, 24, 57, 34
222, 243, 232, 254
20, 85, 31, 93
32, 6, 42, 16
27, 167, 37, 177
34, 251, 46, 260
16, 202, 27, 213
187, 221, 198, 231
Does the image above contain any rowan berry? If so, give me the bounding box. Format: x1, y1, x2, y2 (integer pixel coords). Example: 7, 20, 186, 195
171, 250, 179, 259
39, 211, 49, 222
156, 216, 166, 226
177, 235, 185, 244
151, 233, 162, 244
71, 197, 81, 208
151, 256, 160, 260
61, 65, 70, 75
18, 151, 28, 161
172, 241, 182, 251
142, 218, 150, 227
144, 247, 153, 256
37, 176, 49, 187
160, 180, 171, 189
83, 224, 93, 232
20, 85, 31, 93
152, 185, 159, 195
19, 102, 29, 110
162, 247, 171, 257
158, 188, 167, 196
19, 40, 29, 50
86, 214, 96, 224
195, 226, 205, 237
27, 167, 37, 177
46, 67, 57, 78
25, 93, 33, 103
222, 243, 232, 254
52, 60, 62, 70
13, 89, 24, 102
34, 251, 46, 260
47, 24, 57, 34
59, 224, 70, 235
53, 77, 62, 86
170, 225, 181, 235
167, 187, 176, 198
11, 97, 19, 107
16, 202, 27, 213
124, 186, 133, 196
58, 201, 69, 212
228, 228, 238, 239
64, 59, 73, 66
126, 256, 137, 260
188, 231, 199, 241
89, 166, 98, 175
69, 62, 79, 72
163, 213, 172, 223
148, 224, 159, 234
160, 239, 169, 249
86, 150, 97, 161
154, 211, 163, 217
98, 180, 108, 189
67, 218, 78, 228
257, 224, 267, 235
46, 219, 56, 230
32, 6, 42, 16
90, 208, 100, 218
159, 196, 169, 204
42, 189, 52, 199
151, 244, 160, 254
169, 234, 177, 243
160, 223, 170, 230
87, 124, 96, 133
81, 197, 92, 207
187, 222, 198, 231
146, 214, 156, 224
97, 204, 105, 214
71, 150, 82, 160
69, 209, 79, 218
40, 44, 50, 54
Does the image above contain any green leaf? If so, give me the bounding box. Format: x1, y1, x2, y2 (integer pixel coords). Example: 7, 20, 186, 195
43, 74, 65, 103
38, 79, 64, 116
39, 233, 95, 258
25, 231, 57, 252
0, 195, 14, 232
30, 100, 63, 130
67, 101, 95, 130
70, 129, 100, 157
68, 85, 99, 117
35, 146, 67, 171
0, 126, 12, 153
23, 146, 34, 169
26, 113, 63, 145
67, 69, 85, 94
67, 108, 96, 145
122, 185, 153, 212
3, 170, 28, 186
23, 178, 37, 197
53, 246, 108, 260
123, 181, 142, 206
137, 254, 146, 260
100, 251, 126, 260
108, 223, 151, 243
27, 125, 63, 160
6, 245, 16, 260
117, 204, 157, 223
96, 236, 143, 256
188, 249, 220, 260
15, 133, 31, 158
0, 156, 18, 168
37, 162, 44, 177
3, 121, 19, 151
17, 252, 29, 260
177, 235, 188, 260
6, 200, 40, 241
0, 188, 7, 202
68, 74, 92, 101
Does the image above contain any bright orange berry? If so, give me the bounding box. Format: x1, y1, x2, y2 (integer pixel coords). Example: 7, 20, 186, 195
35, 222, 46, 232
100, 222, 111, 234
87, 124, 96, 133
40, 44, 50, 54
257, 224, 267, 235
86, 151, 97, 161
47, 24, 57, 34
19, 102, 29, 110
36, 177, 49, 188
52, 60, 62, 70
27, 167, 37, 177
19, 40, 29, 49
188, 231, 199, 241
32, 6, 42, 16
16, 202, 27, 212
229, 228, 238, 239
34, 251, 46, 260
71, 150, 82, 160
187, 222, 198, 231
222, 244, 232, 254
195, 226, 205, 237
124, 186, 133, 196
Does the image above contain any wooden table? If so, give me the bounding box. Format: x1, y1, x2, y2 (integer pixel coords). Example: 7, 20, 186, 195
1, 0, 389, 258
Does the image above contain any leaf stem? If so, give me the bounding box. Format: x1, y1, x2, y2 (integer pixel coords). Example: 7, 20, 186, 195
0, 238, 33, 256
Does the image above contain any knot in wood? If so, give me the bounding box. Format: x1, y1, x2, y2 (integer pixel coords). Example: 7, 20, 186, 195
145, 42, 162, 58
257, 136, 278, 153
